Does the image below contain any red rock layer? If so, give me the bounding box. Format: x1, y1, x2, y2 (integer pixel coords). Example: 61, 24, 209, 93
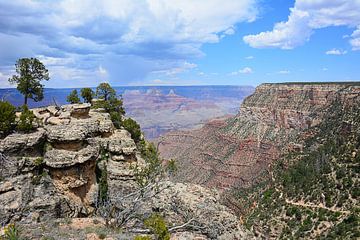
158, 83, 360, 190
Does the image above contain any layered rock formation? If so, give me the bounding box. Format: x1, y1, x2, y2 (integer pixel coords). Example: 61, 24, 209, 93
158, 83, 360, 189
0, 103, 140, 224
0, 103, 252, 239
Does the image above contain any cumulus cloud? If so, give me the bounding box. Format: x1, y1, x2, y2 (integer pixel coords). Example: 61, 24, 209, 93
230, 67, 253, 75
0, 0, 259, 87
243, 0, 360, 50
325, 49, 347, 55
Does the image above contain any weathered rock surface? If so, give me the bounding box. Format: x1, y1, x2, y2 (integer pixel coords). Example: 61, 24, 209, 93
0, 103, 252, 239
141, 181, 254, 239
159, 83, 360, 189
0, 104, 139, 225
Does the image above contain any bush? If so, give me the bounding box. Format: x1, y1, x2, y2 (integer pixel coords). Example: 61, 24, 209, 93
17, 105, 35, 133
66, 89, 80, 104
4, 223, 20, 240
144, 213, 170, 240
96, 83, 116, 101
93, 93, 125, 129
122, 118, 142, 143
0, 101, 16, 137
81, 88, 94, 103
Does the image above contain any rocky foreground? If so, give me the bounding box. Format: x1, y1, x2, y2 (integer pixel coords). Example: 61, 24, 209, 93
0, 103, 253, 239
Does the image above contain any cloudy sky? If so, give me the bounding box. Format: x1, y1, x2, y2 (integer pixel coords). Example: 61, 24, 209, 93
0, 0, 359, 88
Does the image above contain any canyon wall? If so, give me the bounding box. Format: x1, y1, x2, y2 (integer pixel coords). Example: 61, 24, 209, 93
158, 83, 360, 189
0, 103, 253, 239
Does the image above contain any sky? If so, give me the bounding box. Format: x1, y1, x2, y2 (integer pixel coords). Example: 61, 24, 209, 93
0, 0, 360, 88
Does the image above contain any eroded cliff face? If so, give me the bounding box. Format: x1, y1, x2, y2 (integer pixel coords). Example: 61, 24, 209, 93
0, 104, 141, 224
158, 83, 360, 190
0, 103, 253, 239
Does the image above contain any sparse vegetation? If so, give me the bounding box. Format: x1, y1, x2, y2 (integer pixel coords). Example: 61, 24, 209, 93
8, 58, 49, 105
81, 88, 94, 103
93, 83, 125, 129
3, 223, 21, 240
122, 118, 142, 143
0, 101, 16, 137
144, 213, 170, 240
96, 83, 116, 101
235, 95, 360, 239
66, 89, 80, 104
17, 105, 35, 133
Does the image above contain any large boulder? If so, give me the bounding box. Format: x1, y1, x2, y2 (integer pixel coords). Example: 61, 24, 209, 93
44, 145, 99, 168
0, 129, 45, 154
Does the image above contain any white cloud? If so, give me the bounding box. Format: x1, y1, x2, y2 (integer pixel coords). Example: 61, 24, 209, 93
245, 56, 254, 59
0, 0, 259, 87
322, 67, 328, 71
153, 61, 197, 76
325, 49, 347, 55
244, 0, 360, 50
230, 67, 253, 75
277, 70, 290, 74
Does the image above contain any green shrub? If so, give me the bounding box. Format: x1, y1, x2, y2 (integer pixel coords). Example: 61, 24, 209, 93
66, 89, 80, 104
134, 236, 152, 240
33, 157, 44, 166
81, 88, 94, 103
17, 105, 35, 133
0, 101, 16, 137
144, 213, 170, 240
122, 118, 142, 143
4, 223, 20, 240
166, 159, 177, 174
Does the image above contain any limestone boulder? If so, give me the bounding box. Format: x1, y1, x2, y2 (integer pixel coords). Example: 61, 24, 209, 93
108, 130, 136, 156
44, 145, 99, 168
0, 129, 45, 153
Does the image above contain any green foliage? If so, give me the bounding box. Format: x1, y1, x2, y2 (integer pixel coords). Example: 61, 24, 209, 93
96, 82, 116, 101
238, 95, 360, 239
33, 157, 44, 166
324, 213, 360, 239
144, 213, 170, 240
134, 236, 152, 240
66, 89, 81, 104
0, 101, 16, 137
96, 148, 109, 203
3, 223, 21, 240
132, 143, 163, 188
122, 118, 142, 143
81, 87, 94, 103
93, 83, 125, 129
165, 159, 177, 174
8, 58, 49, 105
17, 105, 35, 133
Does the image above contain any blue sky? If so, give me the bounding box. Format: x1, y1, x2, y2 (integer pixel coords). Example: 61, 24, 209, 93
0, 0, 359, 88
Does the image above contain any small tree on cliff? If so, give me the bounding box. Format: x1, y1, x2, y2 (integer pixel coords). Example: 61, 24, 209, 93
17, 105, 35, 133
67, 89, 81, 104
0, 101, 16, 137
81, 88, 94, 103
96, 82, 116, 101
8, 58, 50, 105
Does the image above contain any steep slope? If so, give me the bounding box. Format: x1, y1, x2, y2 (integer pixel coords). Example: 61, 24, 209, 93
158, 83, 360, 189
234, 90, 360, 239
0, 103, 253, 239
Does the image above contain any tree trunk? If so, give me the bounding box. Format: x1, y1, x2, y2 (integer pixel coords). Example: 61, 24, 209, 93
24, 95, 28, 106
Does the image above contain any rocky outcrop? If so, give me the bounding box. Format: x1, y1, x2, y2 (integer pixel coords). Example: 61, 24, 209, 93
0, 103, 253, 239
0, 104, 139, 224
158, 83, 360, 190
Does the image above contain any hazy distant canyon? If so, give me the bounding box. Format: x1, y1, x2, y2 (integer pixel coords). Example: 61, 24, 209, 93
0, 86, 254, 139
